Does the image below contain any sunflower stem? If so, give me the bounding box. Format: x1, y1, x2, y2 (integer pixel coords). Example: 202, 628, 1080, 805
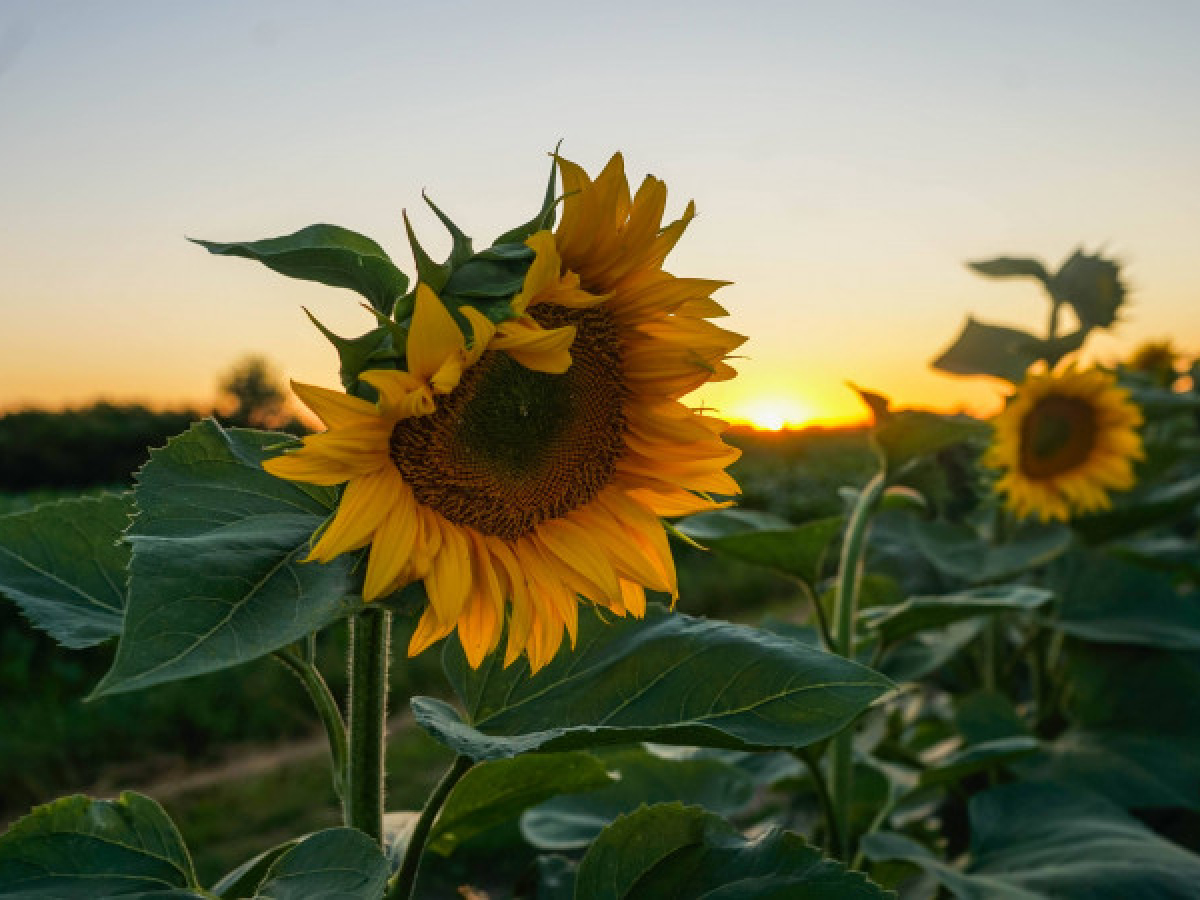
388, 755, 474, 900
273, 646, 347, 802
830, 472, 885, 861
346, 608, 390, 845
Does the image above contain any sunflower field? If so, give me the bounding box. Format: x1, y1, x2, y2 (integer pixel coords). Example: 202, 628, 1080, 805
1, 153, 1198, 899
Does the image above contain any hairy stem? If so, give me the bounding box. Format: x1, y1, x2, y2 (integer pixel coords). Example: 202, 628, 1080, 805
274, 646, 348, 802
345, 608, 391, 844
830, 472, 886, 860
388, 755, 474, 900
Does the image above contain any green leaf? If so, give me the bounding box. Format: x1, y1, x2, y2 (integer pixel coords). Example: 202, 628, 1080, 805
862, 586, 1052, 644
575, 803, 890, 899
879, 619, 986, 682
955, 691, 1029, 745
0, 792, 197, 898
427, 752, 611, 856
918, 737, 1039, 787
1053, 553, 1200, 651
531, 855, 576, 900
94, 421, 355, 697
674, 510, 842, 585
193, 224, 409, 313
932, 317, 1043, 382
1074, 472, 1200, 543
909, 519, 1072, 584
412, 606, 893, 761
254, 828, 389, 899
521, 745, 754, 851
968, 257, 1050, 281
869, 782, 1200, 898
210, 840, 297, 898
873, 412, 984, 475
0, 493, 132, 647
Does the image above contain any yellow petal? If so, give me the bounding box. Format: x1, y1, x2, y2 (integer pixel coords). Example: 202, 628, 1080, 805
359, 370, 435, 419
407, 285, 466, 384
424, 514, 471, 625
460, 307, 497, 367
308, 467, 403, 563
290, 381, 378, 429
511, 231, 563, 314
362, 483, 419, 601
408, 604, 455, 658
494, 318, 576, 374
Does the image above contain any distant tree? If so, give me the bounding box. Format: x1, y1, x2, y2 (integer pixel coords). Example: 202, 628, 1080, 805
219, 355, 286, 428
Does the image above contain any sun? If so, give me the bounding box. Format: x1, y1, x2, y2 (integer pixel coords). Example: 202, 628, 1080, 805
739, 398, 814, 431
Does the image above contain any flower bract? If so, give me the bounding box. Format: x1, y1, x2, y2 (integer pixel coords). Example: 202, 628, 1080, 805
264, 153, 744, 671
987, 366, 1143, 522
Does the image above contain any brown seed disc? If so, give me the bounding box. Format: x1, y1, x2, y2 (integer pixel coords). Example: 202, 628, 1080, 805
389, 304, 629, 540
1019, 394, 1097, 479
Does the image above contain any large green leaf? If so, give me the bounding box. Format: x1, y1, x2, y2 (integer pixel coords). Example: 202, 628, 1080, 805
862, 585, 1051, 644
94, 421, 355, 696
210, 840, 297, 898
575, 804, 889, 899
873, 412, 984, 475
1053, 553, 1200, 650
932, 318, 1044, 382
0, 792, 198, 898
908, 519, 1072, 584
674, 510, 842, 585
194, 224, 410, 312
0, 493, 132, 647
254, 828, 389, 899
411, 606, 892, 761
427, 752, 611, 856
521, 745, 754, 851
865, 782, 1200, 897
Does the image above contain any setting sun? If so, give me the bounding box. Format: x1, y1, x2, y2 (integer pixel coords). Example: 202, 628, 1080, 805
736, 397, 817, 431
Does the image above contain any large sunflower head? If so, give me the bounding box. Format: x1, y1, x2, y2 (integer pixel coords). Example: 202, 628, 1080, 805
264, 153, 744, 672
986, 366, 1144, 522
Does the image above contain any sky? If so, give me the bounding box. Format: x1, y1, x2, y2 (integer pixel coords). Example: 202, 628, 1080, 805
2, 1, 1198, 427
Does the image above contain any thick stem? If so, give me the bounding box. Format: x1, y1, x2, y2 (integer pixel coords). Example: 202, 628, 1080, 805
388, 755, 473, 900
345, 609, 391, 844
274, 647, 348, 801
830, 472, 886, 860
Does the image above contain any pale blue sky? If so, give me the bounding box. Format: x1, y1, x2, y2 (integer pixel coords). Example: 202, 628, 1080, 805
2, 0, 1198, 423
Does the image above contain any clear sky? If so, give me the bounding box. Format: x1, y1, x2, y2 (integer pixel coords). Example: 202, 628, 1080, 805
2, 0, 1198, 426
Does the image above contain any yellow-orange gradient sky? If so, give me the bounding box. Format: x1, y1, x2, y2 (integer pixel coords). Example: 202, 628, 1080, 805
2, 2, 1198, 428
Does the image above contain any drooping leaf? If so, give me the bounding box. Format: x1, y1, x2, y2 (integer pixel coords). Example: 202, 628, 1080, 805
909, 519, 1072, 584
932, 317, 1044, 382
575, 803, 889, 899
94, 421, 355, 697
968, 257, 1050, 282
254, 828, 389, 900
862, 585, 1052, 645
411, 606, 893, 761
0, 792, 198, 898
1053, 552, 1200, 651
521, 745, 754, 851
428, 752, 611, 855
674, 510, 842, 585
193, 224, 409, 313
0, 493, 132, 647
918, 737, 1039, 787
868, 782, 1200, 898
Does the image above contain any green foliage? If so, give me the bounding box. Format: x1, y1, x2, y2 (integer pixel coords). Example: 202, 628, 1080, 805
95, 420, 355, 696
675, 509, 842, 586
0, 792, 199, 898
862, 585, 1052, 644
193, 224, 410, 314
413, 605, 893, 760
576, 804, 889, 899
0, 493, 132, 647
253, 828, 389, 899
865, 783, 1200, 898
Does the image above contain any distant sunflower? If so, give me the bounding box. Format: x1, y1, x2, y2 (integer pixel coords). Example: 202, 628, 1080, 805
1128, 339, 1179, 387
987, 367, 1143, 522
265, 154, 743, 671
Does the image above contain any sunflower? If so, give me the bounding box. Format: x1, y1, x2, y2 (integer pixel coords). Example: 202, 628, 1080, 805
1127, 339, 1180, 387
986, 367, 1143, 522
264, 153, 744, 671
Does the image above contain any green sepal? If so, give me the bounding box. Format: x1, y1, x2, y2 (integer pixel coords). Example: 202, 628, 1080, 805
422, 191, 474, 271
192, 224, 409, 315
402, 210, 453, 294
494, 152, 561, 245
302, 308, 398, 395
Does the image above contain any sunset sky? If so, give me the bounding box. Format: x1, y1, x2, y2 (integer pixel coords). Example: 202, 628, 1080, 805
2, 1, 1198, 427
